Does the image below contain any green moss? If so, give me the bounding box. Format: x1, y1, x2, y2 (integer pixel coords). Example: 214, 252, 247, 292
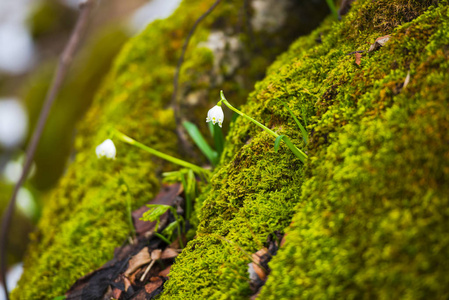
164, 133, 305, 298
260, 2, 449, 298
164, 0, 449, 299
13, 0, 316, 298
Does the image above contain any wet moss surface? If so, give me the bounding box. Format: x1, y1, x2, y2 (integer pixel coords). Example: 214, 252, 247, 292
164, 0, 449, 299
13, 0, 449, 298
11, 0, 321, 299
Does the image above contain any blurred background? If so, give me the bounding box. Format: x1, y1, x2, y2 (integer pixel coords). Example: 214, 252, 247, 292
0, 0, 182, 296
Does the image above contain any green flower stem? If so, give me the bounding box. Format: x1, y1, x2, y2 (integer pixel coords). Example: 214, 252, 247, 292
220, 91, 278, 137
155, 233, 172, 245
114, 130, 209, 177
219, 91, 307, 163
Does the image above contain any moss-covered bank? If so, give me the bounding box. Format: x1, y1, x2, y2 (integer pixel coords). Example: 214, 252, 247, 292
163, 0, 449, 298
12, 0, 323, 299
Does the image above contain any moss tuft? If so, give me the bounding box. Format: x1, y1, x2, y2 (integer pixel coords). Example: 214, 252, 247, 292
164, 0, 449, 298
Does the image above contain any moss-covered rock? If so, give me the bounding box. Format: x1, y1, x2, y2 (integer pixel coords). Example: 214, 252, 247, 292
12, 0, 323, 299
164, 0, 449, 298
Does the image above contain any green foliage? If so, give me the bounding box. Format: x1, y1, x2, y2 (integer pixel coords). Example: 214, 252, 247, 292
326, 0, 339, 20
141, 204, 171, 231
183, 121, 219, 166
163, 168, 198, 225
164, 0, 449, 299
282, 101, 308, 144
274, 135, 285, 152
182, 169, 196, 220
163, 133, 305, 298
210, 123, 224, 155
142, 204, 185, 247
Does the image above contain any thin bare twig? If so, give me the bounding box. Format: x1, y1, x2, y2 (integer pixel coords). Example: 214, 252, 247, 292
345, 50, 365, 56
0, 1, 95, 298
170, 0, 222, 154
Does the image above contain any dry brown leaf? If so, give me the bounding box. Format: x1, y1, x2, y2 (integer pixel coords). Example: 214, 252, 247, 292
252, 248, 268, 281
151, 249, 162, 260
159, 266, 171, 277
124, 277, 132, 292
369, 35, 391, 52
124, 247, 151, 277
112, 287, 122, 299
280, 234, 287, 247
145, 277, 164, 294
161, 248, 179, 260
140, 249, 163, 282
355, 52, 362, 66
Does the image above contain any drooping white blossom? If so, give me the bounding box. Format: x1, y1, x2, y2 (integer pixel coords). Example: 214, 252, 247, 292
206, 105, 224, 127
96, 139, 116, 159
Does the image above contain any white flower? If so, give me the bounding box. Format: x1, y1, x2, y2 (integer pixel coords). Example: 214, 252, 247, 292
96, 139, 116, 159
206, 105, 224, 127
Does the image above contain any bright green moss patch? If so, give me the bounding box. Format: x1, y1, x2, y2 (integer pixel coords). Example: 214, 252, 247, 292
164, 0, 449, 299
259, 2, 449, 300
164, 134, 305, 298
13, 0, 319, 298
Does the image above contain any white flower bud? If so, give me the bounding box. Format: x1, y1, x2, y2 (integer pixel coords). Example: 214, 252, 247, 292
96, 139, 116, 160
206, 105, 224, 127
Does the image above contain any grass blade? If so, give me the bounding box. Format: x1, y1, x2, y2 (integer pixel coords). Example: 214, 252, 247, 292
183, 121, 218, 166
274, 135, 285, 152
282, 103, 308, 144
326, 0, 339, 20
208, 121, 224, 157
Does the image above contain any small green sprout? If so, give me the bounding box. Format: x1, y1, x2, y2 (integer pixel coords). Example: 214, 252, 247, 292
141, 204, 185, 248
163, 168, 196, 220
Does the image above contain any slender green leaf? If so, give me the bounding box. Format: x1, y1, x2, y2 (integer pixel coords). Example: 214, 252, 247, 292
52, 297, 66, 300
326, 0, 339, 20
282, 102, 309, 144
282, 136, 307, 163
274, 135, 285, 152
142, 205, 170, 221
185, 169, 196, 219
162, 220, 179, 239
208, 121, 224, 157
141, 204, 170, 231
300, 105, 308, 127
231, 111, 239, 123
162, 170, 184, 183
155, 233, 172, 245
183, 121, 218, 165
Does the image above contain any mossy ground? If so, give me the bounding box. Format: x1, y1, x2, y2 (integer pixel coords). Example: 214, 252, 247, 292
12, 0, 315, 299
164, 0, 449, 299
